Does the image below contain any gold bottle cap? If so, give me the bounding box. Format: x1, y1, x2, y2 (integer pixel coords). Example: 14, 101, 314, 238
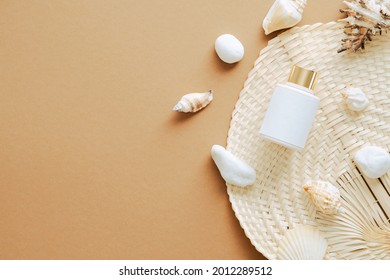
288, 65, 318, 90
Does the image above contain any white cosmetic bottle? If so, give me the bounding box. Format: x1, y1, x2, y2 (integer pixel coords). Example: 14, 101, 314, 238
259, 65, 319, 150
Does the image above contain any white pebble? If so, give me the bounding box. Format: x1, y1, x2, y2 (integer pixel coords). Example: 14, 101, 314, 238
343, 87, 369, 112
211, 145, 256, 187
214, 34, 244, 64
354, 146, 390, 179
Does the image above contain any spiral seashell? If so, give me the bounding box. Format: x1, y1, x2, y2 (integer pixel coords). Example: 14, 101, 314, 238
172, 90, 213, 113
344, 0, 390, 26
338, 0, 390, 52
263, 0, 307, 35
303, 180, 343, 215
354, 146, 390, 179
277, 225, 328, 260
342, 87, 369, 112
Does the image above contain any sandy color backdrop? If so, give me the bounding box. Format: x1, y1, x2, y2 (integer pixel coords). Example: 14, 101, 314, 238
0, 0, 343, 259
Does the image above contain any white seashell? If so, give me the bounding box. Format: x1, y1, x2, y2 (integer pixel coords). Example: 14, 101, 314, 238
343, 0, 390, 27
338, 1, 390, 52
211, 145, 256, 187
342, 87, 369, 111
172, 90, 213, 113
276, 225, 328, 260
303, 180, 343, 215
214, 34, 244, 64
354, 146, 390, 179
262, 0, 307, 35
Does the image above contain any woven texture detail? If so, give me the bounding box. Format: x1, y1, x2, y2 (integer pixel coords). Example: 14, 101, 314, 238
226, 22, 390, 260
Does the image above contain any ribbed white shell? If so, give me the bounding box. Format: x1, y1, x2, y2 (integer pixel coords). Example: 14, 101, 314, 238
303, 180, 343, 215
172, 90, 213, 113
262, 0, 307, 35
276, 225, 328, 260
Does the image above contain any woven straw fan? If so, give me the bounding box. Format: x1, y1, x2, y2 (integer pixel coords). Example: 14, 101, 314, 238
226, 22, 390, 260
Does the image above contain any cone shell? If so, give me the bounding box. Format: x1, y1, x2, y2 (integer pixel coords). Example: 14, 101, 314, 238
172, 90, 213, 113
303, 180, 343, 215
262, 0, 307, 35
277, 225, 328, 260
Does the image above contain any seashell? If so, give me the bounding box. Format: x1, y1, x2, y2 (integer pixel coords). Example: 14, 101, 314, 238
277, 225, 328, 260
262, 0, 307, 35
172, 90, 213, 113
354, 146, 390, 179
303, 180, 343, 215
342, 87, 369, 112
215, 34, 244, 64
343, 0, 390, 26
211, 145, 256, 187
338, 0, 390, 52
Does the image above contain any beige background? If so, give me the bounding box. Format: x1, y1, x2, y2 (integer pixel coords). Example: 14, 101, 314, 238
0, 0, 343, 259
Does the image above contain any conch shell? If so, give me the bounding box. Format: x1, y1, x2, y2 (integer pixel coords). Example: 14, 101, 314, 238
338, 0, 390, 52
303, 180, 344, 215
342, 87, 369, 111
276, 225, 328, 260
263, 0, 307, 35
172, 90, 213, 113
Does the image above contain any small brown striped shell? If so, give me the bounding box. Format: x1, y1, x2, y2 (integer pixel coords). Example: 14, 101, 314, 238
172, 90, 213, 113
303, 180, 343, 215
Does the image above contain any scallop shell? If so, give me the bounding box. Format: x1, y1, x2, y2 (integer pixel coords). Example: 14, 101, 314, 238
172, 90, 213, 113
276, 225, 328, 260
342, 87, 369, 112
262, 0, 307, 35
303, 180, 343, 215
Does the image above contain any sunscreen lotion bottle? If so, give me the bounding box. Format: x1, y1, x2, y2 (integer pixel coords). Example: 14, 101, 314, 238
259, 65, 319, 150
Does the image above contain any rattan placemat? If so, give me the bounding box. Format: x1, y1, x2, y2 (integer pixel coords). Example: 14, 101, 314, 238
226, 22, 390, 260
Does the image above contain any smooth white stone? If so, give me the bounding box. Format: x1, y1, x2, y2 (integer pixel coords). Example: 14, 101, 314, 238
354, 146, 390, 179
344, 87, 369, 112
211, 145, 256, 187
214, 34, 244, 64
